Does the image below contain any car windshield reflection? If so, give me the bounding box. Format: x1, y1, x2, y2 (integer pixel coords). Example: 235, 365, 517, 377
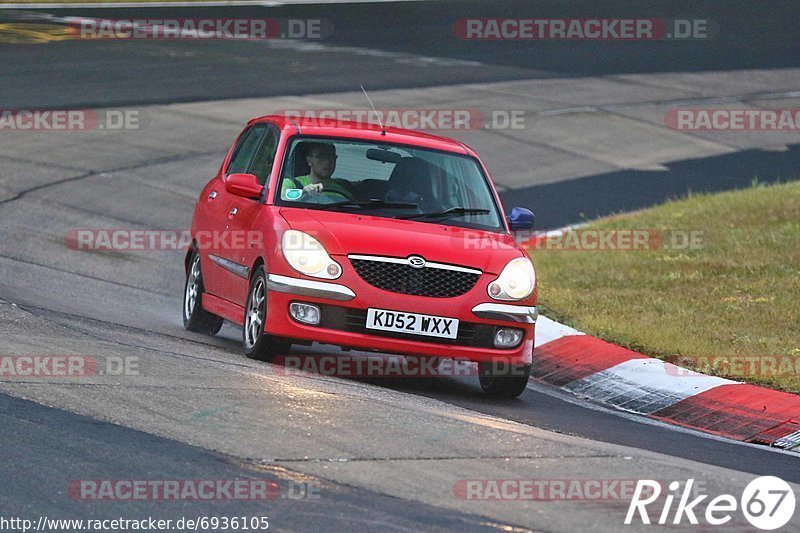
276, 137, 504, 231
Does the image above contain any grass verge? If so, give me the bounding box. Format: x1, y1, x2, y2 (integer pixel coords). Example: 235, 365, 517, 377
530, 181, 800, 393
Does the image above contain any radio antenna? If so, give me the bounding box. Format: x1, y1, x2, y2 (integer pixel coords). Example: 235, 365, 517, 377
360, 84, 386, 136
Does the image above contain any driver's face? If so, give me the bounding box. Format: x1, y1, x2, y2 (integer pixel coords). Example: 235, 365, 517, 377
307, 148, 337, 180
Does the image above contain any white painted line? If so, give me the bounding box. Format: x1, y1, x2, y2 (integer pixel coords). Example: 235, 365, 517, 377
0, 0, 426, 8
525, 223, 587, 246
563, 358, 738, 414
534, 314, 584, 348
256, 38, 482, 67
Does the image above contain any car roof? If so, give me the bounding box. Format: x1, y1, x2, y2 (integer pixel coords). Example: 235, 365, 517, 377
247, 114, 477, 156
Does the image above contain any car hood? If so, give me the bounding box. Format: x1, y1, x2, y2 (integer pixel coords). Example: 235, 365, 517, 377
279, 207, 523, 275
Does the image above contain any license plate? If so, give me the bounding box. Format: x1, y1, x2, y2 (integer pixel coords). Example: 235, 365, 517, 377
366, 308, 459, 339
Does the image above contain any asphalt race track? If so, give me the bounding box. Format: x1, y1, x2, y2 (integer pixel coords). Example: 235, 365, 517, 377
1, 1, 799, 531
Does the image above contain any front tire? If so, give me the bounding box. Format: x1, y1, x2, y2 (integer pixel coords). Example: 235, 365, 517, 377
243, 267, 290, 361
478, 361, 531, 398
183, 252, 224, 335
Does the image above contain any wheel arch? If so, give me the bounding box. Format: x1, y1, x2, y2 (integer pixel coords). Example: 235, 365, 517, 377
184, 240, 199, 274
250, 256, 266, 282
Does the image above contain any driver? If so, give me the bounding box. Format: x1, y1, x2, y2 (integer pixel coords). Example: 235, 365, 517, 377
281, 142, 352, 201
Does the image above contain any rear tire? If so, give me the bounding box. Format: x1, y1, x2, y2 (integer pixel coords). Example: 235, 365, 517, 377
243, 267, 290, 361
478, 361, 530, 398
183, 251, 224, 336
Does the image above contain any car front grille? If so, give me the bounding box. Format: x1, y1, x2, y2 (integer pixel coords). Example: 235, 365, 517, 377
348, 255, 481, 298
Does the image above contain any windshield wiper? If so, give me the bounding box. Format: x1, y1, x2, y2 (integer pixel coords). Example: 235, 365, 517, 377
314, 199, 419, 211
398, 207, 491, 220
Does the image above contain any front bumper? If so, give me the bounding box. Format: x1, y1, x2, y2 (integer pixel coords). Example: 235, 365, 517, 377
264, 274, 535, 364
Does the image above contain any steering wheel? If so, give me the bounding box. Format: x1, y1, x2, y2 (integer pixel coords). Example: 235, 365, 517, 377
321, 183, 355, 200
299, 185, 355, 204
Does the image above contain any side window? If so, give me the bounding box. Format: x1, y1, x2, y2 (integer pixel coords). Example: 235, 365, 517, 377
226, 127, 267, 175
249, 129, 279, 185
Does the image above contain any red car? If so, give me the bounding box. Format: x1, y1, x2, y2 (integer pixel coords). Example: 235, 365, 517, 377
183, 115, 537, 397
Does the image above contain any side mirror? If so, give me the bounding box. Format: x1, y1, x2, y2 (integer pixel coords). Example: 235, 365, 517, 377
225, 173, 263, 199
507, 207, 535, 231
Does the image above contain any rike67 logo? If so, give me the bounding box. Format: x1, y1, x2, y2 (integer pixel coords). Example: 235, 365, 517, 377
626, 477, 795, 530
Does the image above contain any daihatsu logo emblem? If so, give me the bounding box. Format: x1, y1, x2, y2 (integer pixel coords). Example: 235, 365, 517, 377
408, 256, 426, 268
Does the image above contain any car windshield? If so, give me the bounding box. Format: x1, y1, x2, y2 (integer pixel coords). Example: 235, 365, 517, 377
275, 137, 504, 231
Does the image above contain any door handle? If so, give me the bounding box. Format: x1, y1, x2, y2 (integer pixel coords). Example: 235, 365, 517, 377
229, 207, 238, 216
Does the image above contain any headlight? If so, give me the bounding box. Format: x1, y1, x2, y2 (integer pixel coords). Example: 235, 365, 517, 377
488, 257, 535, 301
281, 230, 342, 279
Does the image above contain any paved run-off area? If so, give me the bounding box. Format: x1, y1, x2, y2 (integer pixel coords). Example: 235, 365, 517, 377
2, 68, 800, 227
